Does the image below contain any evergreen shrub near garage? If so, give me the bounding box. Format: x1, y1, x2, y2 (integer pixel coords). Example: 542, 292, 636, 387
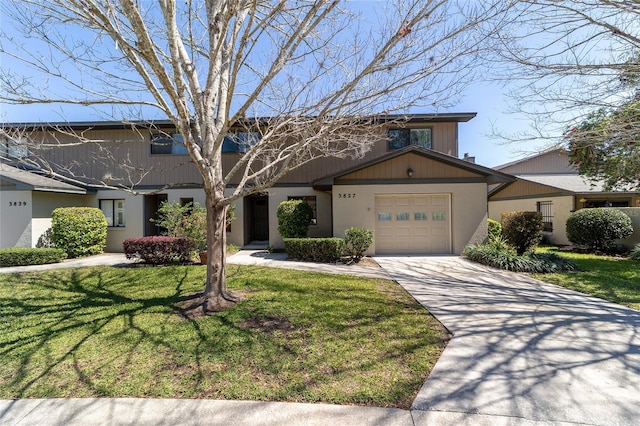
0, 247, 67, 267
51, 207, 107, 258
501, 211, 544, 255
630, 244, 640, 261
123, 236, 195, 265
463, 237, 576, 273
487, 218, 502, 241
343, 227, 374, 261
277, 200, 313, 238
284, 238, 344, 263
566, 208, 633, 252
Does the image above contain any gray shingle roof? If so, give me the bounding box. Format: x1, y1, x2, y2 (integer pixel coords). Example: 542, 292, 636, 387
516, 174, 634, 194
0, 163, 87, 194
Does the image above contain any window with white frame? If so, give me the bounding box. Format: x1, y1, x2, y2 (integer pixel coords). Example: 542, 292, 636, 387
387, 128, 432, 150
100, 199, 126, 227
151, 133, 188, 155
288, 196, 317, 225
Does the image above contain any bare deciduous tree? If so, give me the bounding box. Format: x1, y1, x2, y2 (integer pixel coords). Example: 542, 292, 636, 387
488, 0, 640, 150
1, 0, 506, 311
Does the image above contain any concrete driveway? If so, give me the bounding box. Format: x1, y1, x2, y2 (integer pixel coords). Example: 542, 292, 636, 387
375, 256, 640, 426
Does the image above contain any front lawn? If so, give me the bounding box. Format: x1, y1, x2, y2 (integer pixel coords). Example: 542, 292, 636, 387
533, 247, 640, 310
0, 265, 447, 408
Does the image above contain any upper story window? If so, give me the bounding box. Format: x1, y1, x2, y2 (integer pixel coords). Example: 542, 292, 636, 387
222, 132, 260, 153
387, 128, 432, 150
151, 133, 188, 155
1, 136, 29, 159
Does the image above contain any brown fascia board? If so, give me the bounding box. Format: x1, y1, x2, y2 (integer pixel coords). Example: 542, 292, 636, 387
313, 146, 514, 189
2, 113, 477, 132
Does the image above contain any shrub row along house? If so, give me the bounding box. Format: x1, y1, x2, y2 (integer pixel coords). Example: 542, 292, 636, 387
2, 114, 638, 254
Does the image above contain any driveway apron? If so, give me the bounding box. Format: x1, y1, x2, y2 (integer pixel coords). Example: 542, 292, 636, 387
375, 256, 640, 426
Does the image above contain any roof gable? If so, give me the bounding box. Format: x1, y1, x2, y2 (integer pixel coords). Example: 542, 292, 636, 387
339, 152, 483, 181
495, 148, 575, 175
314, 146, 514, 188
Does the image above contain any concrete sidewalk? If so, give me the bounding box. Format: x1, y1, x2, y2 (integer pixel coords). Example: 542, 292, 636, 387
2, 252, 640, 425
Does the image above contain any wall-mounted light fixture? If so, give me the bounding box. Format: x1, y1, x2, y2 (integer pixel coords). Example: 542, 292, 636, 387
407, 168, 414, 178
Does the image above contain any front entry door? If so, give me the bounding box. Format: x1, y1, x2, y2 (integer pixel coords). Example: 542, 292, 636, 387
245, 194, 269, 243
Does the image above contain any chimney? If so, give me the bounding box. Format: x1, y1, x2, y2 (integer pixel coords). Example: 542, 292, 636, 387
463, 153, 475, 163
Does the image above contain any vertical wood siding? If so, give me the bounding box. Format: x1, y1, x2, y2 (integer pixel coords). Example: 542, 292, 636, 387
30, 122, 461, 187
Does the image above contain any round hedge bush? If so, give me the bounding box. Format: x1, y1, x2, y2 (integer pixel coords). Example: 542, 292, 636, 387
501, 211, 544, 255
566, 208, 633, 251
51, 207, 108, 258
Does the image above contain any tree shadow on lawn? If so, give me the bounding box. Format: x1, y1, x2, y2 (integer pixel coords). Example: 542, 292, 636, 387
0, 265, 448, 408
0, 266, 213, 398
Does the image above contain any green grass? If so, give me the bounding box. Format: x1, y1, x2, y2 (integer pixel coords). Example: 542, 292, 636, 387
0, 265, 447, 408
533, 247, 640, 310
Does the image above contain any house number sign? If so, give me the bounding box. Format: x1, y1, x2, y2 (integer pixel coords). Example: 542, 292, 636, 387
337, 193, 356, 199
8, 201, 28, 207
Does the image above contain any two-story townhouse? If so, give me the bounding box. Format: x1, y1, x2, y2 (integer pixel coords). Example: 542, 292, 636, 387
1, 113, 513, 254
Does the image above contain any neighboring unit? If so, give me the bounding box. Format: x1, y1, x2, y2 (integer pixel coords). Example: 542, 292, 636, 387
2, 114, 513, 254
488, 148, 640, 246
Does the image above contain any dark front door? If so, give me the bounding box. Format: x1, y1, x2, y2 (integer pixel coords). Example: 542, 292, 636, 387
245, 194, 269, 243
144, 194, 168, 236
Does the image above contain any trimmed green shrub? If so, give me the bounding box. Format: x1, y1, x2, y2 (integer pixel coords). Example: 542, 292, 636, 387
123, 236, 194, 265
463, 240, 576, 273
566, 208, 633, 251
630, 244, 640, 261
487, 218, 502, 241
51, 207, 107, 258
277, 200, 313, 238
501, 211, 544, 255
343, 227, 374, 261
284, 238, 344, 263
35, 228, 56, 248
0, 247, 67, 267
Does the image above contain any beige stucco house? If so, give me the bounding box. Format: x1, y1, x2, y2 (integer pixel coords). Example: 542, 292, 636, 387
488, 148, 640, 246
2, 113, 513, 254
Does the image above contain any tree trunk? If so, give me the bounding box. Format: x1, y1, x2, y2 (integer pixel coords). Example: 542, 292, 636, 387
202, 189, 240, 312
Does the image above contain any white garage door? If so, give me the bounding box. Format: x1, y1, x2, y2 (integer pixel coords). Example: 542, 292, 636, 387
375, 194, 451, 254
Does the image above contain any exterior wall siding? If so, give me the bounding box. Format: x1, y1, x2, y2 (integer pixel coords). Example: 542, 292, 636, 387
490, 180, 564, 200
616, 208, 640, 249
29, 122, 462, 187
498, 150, 574, 174
0, 190, 32, 248
339, 152, 482, 181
